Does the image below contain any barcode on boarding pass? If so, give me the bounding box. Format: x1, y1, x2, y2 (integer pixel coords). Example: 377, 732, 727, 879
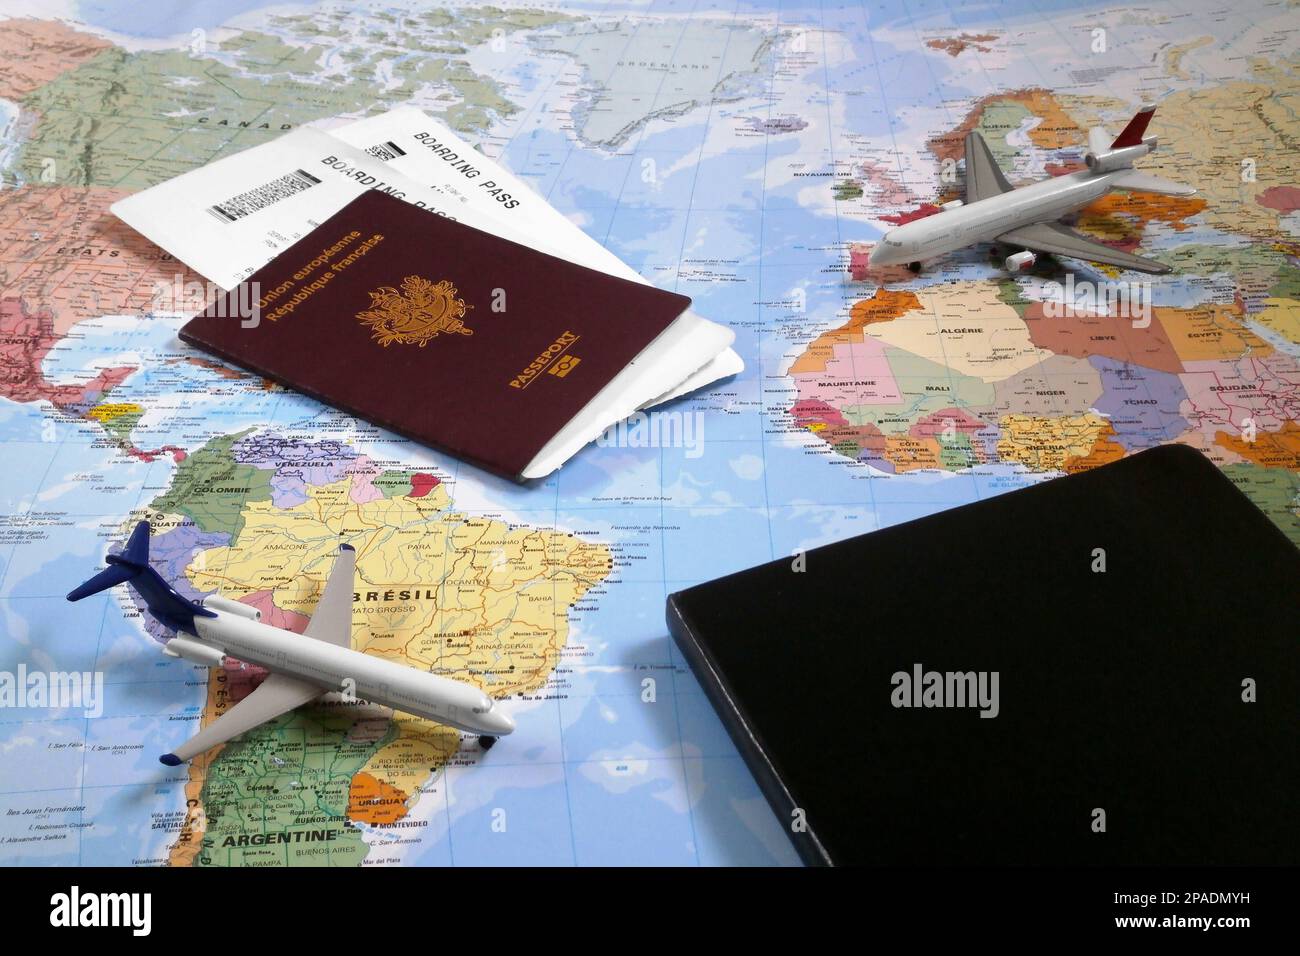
363, 140, 408, 162
206, 168, 323, 223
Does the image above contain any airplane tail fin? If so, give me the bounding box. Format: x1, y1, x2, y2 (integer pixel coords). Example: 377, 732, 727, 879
66, 563, 137, 601
67, 520, 214, 634
1110, 103, 1157, 149
67, 521, 151, 600
115, 519, 152, 567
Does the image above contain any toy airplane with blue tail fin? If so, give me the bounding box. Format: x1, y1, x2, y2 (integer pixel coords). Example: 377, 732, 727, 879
68, 521, 514, 765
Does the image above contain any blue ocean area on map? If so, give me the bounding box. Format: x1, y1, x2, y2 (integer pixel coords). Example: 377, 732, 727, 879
1, 0, 1296, 866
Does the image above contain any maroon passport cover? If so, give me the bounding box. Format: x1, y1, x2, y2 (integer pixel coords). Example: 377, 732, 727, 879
180, 190, 692, 481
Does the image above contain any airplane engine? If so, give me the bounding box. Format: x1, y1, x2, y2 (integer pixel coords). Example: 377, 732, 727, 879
162, 635, 227, 668
1083, 143, 1149, 173
202, 594, 262, 621
1005, 250, 1036, 271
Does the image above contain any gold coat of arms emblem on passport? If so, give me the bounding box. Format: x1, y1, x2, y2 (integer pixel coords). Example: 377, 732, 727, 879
356, 275, 473, 347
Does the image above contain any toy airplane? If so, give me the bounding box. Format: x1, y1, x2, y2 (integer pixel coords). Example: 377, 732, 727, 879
868, 104, 1195, 275
67, 521, 515, 765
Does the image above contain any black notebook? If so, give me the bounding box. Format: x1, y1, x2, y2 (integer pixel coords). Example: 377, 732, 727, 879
666, 445, 1300, 866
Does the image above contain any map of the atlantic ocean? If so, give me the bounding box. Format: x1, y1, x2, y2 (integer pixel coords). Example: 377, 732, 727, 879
0, 0, 1296, 866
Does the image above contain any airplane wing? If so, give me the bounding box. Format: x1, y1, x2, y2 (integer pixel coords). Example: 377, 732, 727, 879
304, 544, 356, 649
160, 672, 322, 764
1109, 170, 1197, 197
997, 221, 1172, 275
964, 131, 1013, 202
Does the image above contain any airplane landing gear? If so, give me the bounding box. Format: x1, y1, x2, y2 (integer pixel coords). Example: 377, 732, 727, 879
478, 735, 498, 750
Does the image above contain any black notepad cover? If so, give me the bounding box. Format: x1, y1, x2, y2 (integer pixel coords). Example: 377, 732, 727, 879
666, 445, 1300, 865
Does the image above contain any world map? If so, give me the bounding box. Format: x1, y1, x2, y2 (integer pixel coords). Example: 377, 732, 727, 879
0, 0, 1296, 866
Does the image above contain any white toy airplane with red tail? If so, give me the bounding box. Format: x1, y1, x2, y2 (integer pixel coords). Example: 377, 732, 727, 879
868, 104, 1195, 274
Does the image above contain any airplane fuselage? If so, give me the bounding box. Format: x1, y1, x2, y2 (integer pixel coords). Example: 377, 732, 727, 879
184, 608, 514, 736
871, 168, 1123, 267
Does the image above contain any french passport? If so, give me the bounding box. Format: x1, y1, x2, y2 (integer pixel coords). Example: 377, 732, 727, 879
180, 189, 693, 481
